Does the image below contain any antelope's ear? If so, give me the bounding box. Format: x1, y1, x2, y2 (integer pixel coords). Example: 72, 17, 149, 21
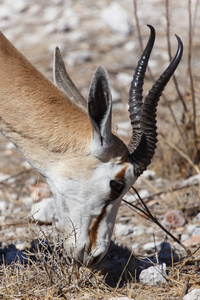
53, 47, 87, 107
88, 66, 114, 157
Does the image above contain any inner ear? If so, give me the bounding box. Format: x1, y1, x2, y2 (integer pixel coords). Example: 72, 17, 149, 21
88, 66, 113, 146
88, 76, 110, 131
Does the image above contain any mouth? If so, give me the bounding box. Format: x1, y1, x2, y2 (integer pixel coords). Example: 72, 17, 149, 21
85, 252, 103, 267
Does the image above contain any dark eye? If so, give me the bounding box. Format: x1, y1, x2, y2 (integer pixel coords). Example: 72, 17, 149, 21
110, 180, 124, 195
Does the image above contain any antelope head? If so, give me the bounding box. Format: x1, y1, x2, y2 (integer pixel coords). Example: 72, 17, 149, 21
0, 25, 183, 266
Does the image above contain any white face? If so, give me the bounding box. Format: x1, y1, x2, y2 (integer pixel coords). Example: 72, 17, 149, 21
46, 156, 136, 266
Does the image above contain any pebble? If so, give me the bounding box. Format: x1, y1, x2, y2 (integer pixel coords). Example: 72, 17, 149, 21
100, 2, 132, 35
22, 196, 33, 209
162, 209, 186, 228
0, 201, 9, 213
184, 235, 200, 247
192, 226, 200, 236
178, 174, 200, 188
114, 224, 133, 236
116, 72, 133, 87
143, 241, 162, 252
30, 197, 57, 222
195, 212, 200, 222
139, 264, 167, 286
183, 289, 200, 300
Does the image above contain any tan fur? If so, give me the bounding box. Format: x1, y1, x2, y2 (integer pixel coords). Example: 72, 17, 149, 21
0, 32, 92, 171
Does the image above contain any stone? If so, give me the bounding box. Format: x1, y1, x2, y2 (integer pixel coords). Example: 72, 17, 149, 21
30, 197, 57, 223
114, 224, 133, 236
163, 210, 186, 228
183, 289, 200, 300
192, 226, 200, 236
143, 241, 162, 252
184, 235, 200, 247
116, 72, 133, 87
0, 201, 9, 213
139, 264, 167, 286
22, 196, 33, 209
101, 2, 132, 35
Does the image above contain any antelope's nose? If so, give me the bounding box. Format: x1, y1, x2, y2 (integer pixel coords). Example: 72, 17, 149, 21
85, 253, 103, 267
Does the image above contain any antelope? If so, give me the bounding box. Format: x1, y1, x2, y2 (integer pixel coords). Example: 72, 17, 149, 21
0, 25, 182, 266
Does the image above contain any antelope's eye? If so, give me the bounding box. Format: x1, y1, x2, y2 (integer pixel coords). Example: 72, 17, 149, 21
110, 180, 124, 195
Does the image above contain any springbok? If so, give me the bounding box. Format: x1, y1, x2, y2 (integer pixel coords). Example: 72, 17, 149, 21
0, 25, 182, 266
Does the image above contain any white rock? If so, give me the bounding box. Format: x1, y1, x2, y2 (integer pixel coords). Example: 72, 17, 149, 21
116, 120, 131, 137
21, 161, 32, 170
143, 241, 162, 252
132, 242, 140, 253
22, 196, 33, 209
186, 224, 198, 235
133, 225, 145, 235
0, 173, 10, 182
0, 0, 28, 18
124, 40, 137, 52
111, 88, 121, 103
30, 197, 57, 223
57, 14, 79, 32
142, 170, 157, 180
8, 0, 28, 12
42, 7, 60, 23
114, 223, 133, 236
183, 289, 200, 300
101, 2, 131, 35
139, 264, 167, 286
181, 233, 190, 242
6, 142, 16, 149
116, 72, 133, 87
192, 226, 200, 236
195, 212, 200, 222
179, 174, 200, 188
0, 201, 9, 213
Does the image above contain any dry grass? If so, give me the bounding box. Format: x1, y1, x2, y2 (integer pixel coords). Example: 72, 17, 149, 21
0, 234, 200, 299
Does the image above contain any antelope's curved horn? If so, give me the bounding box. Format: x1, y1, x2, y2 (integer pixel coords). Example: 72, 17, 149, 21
128, 26, 183, 177
128, 25, 155, 151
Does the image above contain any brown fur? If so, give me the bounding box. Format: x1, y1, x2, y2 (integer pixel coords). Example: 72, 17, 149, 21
0, 32, 92, 171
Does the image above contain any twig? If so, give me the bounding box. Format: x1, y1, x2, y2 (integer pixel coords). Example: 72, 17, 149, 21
133, 0, 143, 51
0, 169, 32, 184
188, 0, 198, 156
122, 187, 192, 256
133, 0, 186, 144
165, 0, 187, 114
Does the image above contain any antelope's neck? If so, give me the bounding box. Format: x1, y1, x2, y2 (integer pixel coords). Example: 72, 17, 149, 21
0, 32, 91, 173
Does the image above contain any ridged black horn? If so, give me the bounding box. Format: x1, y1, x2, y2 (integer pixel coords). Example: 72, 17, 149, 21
128, 25, 155, 151
128, 27, 183, 177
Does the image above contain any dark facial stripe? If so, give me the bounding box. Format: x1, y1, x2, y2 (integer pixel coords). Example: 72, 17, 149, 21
89, 165, 129, 250
89, 203, 108, 250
